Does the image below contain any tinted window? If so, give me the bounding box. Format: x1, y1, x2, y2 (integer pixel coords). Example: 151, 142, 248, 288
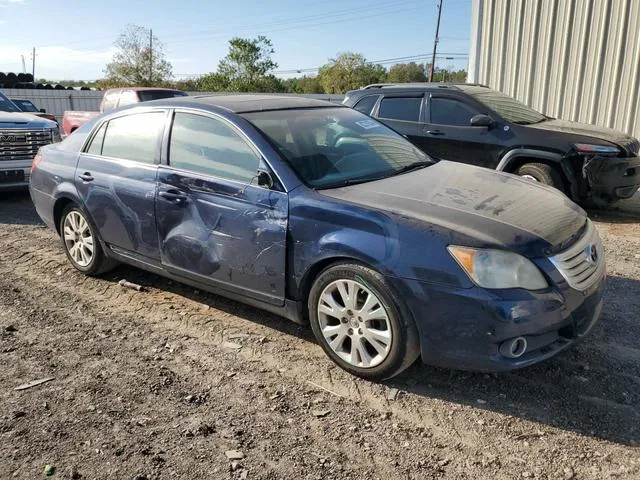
12, 99, 38, 112
353, 95, 379, 115
378, 97, 421, 122
0, 91, 20, 112
139, 90, 188, 102
243, 108, 433, 189
86, 122, 107, 155
118, 90, 138, 107
430, 97, 478, 126
101, 112, 164, 163
169, 112, 260, 183
102, 91, 120, 111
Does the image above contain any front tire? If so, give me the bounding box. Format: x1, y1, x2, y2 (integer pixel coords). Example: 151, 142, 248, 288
59, 205, 116, 276
516, 162, 566, 193
308, 262, 420, 380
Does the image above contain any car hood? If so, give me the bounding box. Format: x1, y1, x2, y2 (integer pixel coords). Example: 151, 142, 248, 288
0, 111, 57, 128
321, 161, 587, 255
526, 118, 635, 147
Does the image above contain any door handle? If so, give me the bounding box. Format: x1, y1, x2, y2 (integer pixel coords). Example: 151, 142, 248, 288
78, 172, 94, 182
425, 130, 445, 136
159, 189, 188, 204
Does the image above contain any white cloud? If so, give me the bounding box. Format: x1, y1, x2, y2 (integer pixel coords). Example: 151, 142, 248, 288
0, 45, 116, 79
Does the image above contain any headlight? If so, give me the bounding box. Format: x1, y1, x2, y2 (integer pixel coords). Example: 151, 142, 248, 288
448, 246, 548, 290
574, 143, 620, 155
51, 127, 62, 143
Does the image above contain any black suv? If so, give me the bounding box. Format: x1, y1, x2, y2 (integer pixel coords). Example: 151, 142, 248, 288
343, 83, 640, 205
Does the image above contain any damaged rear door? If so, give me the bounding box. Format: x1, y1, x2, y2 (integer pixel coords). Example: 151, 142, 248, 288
155, 110, 288, 305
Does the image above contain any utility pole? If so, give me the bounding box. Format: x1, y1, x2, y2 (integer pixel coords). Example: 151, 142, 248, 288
149, 29, 153, 85
31, 47, 36, 80
429, 0, 443, 82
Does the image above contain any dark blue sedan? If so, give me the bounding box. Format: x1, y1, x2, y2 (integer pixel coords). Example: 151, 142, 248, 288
29, 95, 606, 379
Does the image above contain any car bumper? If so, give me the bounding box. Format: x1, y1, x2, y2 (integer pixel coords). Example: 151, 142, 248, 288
584, 155, 640, 200
0, 165, 30, 191
389, 274, 605, 372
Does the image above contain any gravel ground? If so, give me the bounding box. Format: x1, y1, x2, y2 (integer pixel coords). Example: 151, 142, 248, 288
0, 190, 639, 480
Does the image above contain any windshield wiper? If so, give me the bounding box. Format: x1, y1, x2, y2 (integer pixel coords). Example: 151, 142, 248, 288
393, 160, 433, 175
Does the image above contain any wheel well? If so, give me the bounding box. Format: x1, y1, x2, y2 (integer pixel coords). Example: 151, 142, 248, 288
53, 197, 75, 234
504, 156, 570, 192
296, 256, 362, 319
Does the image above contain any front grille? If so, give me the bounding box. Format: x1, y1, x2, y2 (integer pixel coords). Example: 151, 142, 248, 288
0, 129, 53, 162
549, 220, 605, 291
621, 138, 640, 156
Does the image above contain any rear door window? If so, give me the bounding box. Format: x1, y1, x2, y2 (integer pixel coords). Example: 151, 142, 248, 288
86, 122, 107, 155
353, 95, 379, 115
101, 112, 165, 163
378, 97, 422, 122
169, 112, 261, 183
430, 97, 479, 126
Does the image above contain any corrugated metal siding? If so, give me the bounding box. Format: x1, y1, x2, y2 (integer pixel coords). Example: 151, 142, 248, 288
0, 89, 344, 121
469, 0, 640, 140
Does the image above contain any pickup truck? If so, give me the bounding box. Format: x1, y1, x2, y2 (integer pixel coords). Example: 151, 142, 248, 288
61, 87, 188, 136
0, 90, 60, 191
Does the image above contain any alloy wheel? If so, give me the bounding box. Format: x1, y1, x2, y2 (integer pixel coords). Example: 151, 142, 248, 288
63, 211, 94, 267
317, 279, 392, 368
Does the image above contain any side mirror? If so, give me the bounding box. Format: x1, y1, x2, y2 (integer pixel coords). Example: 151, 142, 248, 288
470, 114, 495, 128
257, 170, 274, 189
39, 108, 46, 113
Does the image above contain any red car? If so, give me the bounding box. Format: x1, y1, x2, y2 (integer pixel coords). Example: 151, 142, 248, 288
62, 87, 188, 136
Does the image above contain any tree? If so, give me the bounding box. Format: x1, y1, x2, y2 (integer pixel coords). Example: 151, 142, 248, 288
283, 75, 324, 93
103, 24, 173, 87
200, 36, 284, 92
387, 62, 427, 83
317, 52, 387, 93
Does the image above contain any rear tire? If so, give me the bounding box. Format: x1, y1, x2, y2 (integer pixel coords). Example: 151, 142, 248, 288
516, 162, 566, 193
308, 262, 420, 380
59, 205, 117, 276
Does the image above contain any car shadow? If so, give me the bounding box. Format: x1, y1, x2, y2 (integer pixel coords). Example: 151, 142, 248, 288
586, 192, 640, 224
107, 263, 639, 447
0, 190, 43, 226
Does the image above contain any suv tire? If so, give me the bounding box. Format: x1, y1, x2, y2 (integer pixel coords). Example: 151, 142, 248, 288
517, 162, 565, 192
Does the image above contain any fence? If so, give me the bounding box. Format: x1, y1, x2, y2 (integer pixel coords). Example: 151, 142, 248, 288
0, 89, 345, 121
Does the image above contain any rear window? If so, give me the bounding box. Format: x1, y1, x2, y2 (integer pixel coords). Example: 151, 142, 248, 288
138, 90, 188, 102
101, 112, 165, 163
378, 97, 422, 122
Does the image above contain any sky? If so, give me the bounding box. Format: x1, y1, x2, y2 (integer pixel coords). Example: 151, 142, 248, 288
0, 0, 472, 81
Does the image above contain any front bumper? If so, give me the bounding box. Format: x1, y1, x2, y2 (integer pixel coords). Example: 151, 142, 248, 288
389, 273, 605, 372
0, 165, 30, 191
584, 155, 640, 200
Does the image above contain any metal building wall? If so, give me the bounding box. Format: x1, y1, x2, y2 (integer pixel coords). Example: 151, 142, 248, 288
0, 89, 344, 122
469, 0, 640, 139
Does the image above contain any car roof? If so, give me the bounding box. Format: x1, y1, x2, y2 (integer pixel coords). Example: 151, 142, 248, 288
108, 87, 186, 93
347, 83, 490, 95
150, 94, 343, 113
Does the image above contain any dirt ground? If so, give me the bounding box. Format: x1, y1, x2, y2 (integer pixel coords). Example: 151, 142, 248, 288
0, 191, 639, 480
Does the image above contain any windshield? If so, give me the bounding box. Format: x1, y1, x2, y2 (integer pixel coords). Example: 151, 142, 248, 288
463, 86, 547, 125
138, 90, 189, 102
11, 99, 38, 112
0, 92, 21, 113
242, 107, 433, 189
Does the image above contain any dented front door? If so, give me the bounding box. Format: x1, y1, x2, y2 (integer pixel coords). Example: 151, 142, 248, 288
155, 167, 288, 306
